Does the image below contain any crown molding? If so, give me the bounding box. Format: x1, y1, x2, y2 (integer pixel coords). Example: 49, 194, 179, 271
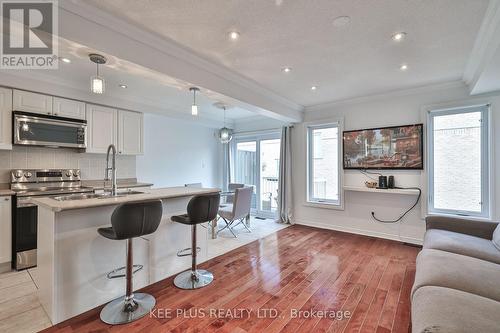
57, 1, 303, 122
0, 71, 230, 129
463, 0, 500, 92
305, 80, 467, 112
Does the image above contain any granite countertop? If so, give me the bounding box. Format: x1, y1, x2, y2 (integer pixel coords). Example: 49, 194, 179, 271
33, 187, 220, 212
0, 184, 14, 196
0, 189, 15, 196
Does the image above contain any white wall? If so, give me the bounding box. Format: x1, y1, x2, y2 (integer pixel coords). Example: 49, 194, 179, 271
292, 82, 500, 244
233, 117, 286, 133
136, 113, 222, 188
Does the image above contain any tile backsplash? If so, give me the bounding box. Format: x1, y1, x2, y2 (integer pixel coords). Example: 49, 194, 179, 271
0, 146, 136, 183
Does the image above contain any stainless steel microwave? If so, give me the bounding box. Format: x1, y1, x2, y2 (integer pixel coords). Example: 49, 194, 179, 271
13, 111, 87, 148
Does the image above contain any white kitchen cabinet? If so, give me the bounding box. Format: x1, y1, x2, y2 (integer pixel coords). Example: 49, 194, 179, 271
0, 196, 12, 265
86, 104, 118, 154
13, 89, 53, 115
0, 88, 12, 150
118, 110, 143, 155
53, 97, 85, 120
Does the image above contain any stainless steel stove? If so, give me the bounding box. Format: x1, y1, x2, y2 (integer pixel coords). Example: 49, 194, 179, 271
10, 169, 94, 270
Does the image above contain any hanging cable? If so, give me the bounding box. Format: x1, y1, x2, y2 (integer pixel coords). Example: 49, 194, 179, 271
371, 187, 421, 223
359, 168, 383, 181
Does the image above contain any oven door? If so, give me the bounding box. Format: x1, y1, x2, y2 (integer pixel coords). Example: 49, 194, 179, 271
14, 198, 38, 270
13, 112, 87, 148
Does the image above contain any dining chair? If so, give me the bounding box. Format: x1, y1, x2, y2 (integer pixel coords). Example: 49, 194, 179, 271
217, 186, 253, 237
225, 183, 244, 204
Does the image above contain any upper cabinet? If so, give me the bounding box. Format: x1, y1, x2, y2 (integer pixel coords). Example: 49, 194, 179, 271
13, 90, 52, 115
53, 97, 85, 120
8, 89, 144, 154
14, 91, 85, 120
118, 110, 143, 155
0, 88, 12, 150
86, 104, 117, 154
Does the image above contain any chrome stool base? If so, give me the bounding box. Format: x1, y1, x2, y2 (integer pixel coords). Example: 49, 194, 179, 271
174, 269, 213, 289
100, 293, 155, 325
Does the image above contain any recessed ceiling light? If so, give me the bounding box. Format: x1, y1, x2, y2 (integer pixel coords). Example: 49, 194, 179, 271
60, 57, 71, 63
311, 86, 317, 91
119, 84, 127, 89
392, 32, 407, 42
400, 64, 408, 71
333, 16, 351, 27
282, 67, 292, 73
228, 31, 240, 41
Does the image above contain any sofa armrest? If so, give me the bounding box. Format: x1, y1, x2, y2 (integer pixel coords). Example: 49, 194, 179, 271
426, 215, 498, 240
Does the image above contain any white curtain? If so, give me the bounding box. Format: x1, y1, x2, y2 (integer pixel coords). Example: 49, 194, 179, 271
277, 126, 293, 223
222, 143, 232, 191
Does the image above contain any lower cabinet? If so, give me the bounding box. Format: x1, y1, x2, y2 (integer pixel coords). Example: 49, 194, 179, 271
0, 196, 12, 265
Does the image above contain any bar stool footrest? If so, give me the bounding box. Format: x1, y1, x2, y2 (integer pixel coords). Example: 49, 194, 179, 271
177, 247, 201, 257
106, 264, 143, 279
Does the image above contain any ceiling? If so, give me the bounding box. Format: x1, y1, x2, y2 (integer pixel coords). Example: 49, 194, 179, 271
0, 37, 256, 124
83, 0, 490, 107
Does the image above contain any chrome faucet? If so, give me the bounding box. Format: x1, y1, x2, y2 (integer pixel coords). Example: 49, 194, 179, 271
105, 144, 117, 196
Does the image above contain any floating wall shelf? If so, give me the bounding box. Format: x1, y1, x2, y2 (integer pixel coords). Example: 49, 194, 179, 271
343, 186, 420, 196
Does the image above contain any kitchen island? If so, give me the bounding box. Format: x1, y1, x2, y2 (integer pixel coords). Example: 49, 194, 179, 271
33, 187, 220, 324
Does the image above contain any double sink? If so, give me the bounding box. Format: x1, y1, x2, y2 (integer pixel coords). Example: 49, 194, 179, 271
53, 191, 144, 201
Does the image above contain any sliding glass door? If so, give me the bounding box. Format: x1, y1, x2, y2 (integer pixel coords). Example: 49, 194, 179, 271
232, 132, 280, 218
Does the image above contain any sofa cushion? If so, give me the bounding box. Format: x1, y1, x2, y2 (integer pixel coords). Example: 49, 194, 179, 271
423, 229, 500, 264
412, 286, 500, 333
412, 249, 500, 302
493, 224, 500, 251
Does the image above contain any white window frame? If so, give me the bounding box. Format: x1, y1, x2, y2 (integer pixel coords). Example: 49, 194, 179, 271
427, 104, 490, 218
306, 120, 343, 209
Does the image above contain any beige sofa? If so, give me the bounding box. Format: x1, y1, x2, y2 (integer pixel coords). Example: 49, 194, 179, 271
412, 216, 500, 333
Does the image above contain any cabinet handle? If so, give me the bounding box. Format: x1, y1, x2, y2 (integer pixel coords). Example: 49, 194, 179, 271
3, 198, 9, 201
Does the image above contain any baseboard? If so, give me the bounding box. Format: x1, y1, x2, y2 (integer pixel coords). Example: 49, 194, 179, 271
0, 261, 12, 273
294, 219, 423, 246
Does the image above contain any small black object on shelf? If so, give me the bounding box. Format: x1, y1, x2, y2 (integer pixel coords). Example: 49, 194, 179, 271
388, 176, 395, 189
377, 176, 388, 189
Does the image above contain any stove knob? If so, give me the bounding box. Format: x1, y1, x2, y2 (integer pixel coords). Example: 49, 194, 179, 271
66, 171, 72, 177
24, 172, 32, 179
14, 171, 23, 179
73, 170, 80, 177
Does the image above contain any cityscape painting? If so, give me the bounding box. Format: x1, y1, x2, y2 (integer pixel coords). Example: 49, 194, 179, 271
343, 124, 423, 169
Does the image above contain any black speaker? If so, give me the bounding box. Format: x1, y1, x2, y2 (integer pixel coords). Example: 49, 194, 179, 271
388, 176, 395, 189
378, 176, 388, 189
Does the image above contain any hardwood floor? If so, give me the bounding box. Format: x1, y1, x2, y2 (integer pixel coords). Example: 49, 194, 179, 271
42, 225, 419, 333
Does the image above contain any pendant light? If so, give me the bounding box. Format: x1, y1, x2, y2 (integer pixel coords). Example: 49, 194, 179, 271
190, 87, 199, 116
216, 104, 233, 144
89, 54, 107, 94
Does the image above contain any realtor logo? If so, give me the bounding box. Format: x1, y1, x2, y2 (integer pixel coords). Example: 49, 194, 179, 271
1, 0, 58, 69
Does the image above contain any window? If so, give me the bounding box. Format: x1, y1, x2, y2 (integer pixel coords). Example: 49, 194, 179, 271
307, 123, 341, 205
428, 105, 490, 217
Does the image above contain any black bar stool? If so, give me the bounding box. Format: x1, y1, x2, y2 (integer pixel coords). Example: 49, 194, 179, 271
171, 193, 220, 289
98, 200, 163, 325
